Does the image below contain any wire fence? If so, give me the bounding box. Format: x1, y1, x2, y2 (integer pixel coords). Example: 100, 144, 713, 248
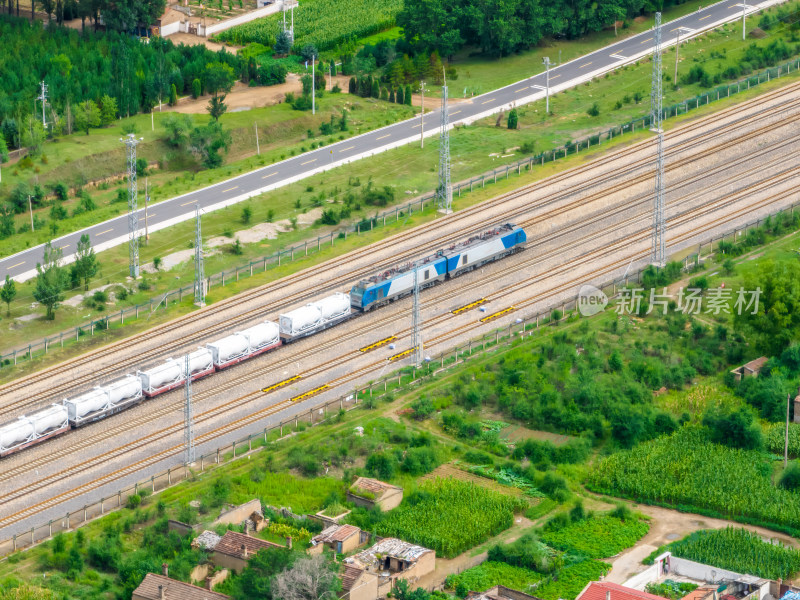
2, 55, 798, 371
1, 196, 797, 558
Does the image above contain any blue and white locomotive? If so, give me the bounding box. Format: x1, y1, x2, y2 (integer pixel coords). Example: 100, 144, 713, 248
351, 223, 527, 311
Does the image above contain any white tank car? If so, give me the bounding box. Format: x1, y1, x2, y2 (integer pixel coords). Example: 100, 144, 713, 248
280, 304, 322, 336
186, 347, 214, 375
27, 404, 69, 434
139, 358, 183, 394
207, 332, 250, 367
65, 388, 110, 421
312, 292, 351, 321
105, 375, 142, 405
0, 418, 35, 451
239, 321, 280, 351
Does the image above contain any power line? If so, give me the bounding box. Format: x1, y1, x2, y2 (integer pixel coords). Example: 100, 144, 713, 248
120, 134, 143, 278
436, 70, 452, 215
650, 12, 666, 267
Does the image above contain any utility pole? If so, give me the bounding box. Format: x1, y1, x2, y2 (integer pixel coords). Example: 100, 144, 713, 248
144, 177, 150, 244
674, 29, 680, 84
786, 393, 791, 469
650, 12, 666, 267
254, 122, 260, 155
412, 262, 423, 367
743, 0, 747, 41
36, 81, 48, 129
184, 353, 195, 465
420, 81, 425, 148
436, 68, 452, 214
312, 55, 316, 115
28, 195, 34, 232
542, 57, 553, 114
194, 204, 205, 307
120, 134, 143, 278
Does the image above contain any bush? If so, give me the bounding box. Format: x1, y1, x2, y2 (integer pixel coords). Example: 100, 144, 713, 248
587, 103, 600, 117
126, 494, 142, 509
779, 462, 800, 491
192, 78, 202, 98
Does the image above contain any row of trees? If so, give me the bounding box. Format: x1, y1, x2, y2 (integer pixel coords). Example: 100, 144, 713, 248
1, 0, 166, 32
348, 75, 413, 105
397, 0, 690, 58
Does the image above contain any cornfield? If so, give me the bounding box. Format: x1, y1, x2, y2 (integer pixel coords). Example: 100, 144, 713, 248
375, 478, 524, 558
587, 427, 800, 530
216, 0, 403, 50
540, 514, 649, 559
766, 423, 800, 458
669, 528, 800, 579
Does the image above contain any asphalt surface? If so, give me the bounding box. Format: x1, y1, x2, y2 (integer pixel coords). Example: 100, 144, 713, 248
0, 0, 771, 282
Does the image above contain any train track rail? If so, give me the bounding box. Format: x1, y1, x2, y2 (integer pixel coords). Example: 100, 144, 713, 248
1, 146, 795, 526
3, 82, 800, 416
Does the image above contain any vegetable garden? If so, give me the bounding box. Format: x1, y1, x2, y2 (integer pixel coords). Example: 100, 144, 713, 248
375, 478, 524, 558
445, 562, 544, 594
216, 0, 403, 50
587, 427, 800, 534
668, 528, 800, 579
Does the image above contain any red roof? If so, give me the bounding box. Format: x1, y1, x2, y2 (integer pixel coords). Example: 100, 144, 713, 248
578, 582, 667, 600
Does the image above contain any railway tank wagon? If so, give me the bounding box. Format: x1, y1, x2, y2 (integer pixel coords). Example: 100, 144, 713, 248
64, 374, 143, 427
138, 348, 214, 398
444, 223, 527, 277
279, 292, 352, 341
0, 404, 70, 457
207, 320, 282, 369
350, 254, 447, 312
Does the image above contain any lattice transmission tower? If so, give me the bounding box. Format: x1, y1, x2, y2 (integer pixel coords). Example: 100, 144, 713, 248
650, 12, 666, 267
194, 205, 205, 307
184, 353, 195, 464
436, 71, 452, 214
121, 134, 142, 278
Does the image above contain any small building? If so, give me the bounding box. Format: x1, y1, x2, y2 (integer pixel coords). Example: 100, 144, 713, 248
341, 565, 380, 600
346, 537, 435, 595
347, 477, 404, 512
309, 524, 366, 555
212, 499, 267, 532
730, 357, 768, 383
132, 573, 230, 600
467, 585, 543, 600
192, 530, 223, 551
212, 530, 288, 574
577, 581, 668, 600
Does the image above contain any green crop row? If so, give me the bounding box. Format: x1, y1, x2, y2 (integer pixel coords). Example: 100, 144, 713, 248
540, 515, 649, 559
375, 478, 524, 558
216, 0, 403, 50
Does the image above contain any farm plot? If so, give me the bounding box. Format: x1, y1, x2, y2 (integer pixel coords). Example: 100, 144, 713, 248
540, 514, 649, 559
216, 0, 403, 50
421, 463, 524, 496
375, 478, 525, 558
668, 528, 800, 579
587, 427, 800, 533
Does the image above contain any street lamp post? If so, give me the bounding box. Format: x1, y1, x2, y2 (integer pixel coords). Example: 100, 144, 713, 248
542, 57, 553, 114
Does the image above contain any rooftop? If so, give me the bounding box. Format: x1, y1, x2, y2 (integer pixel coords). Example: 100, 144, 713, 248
214, 530, 284, 558
342, 565, 365, 591
578, 581, 668, 600
133, 573, 230, 600
467, 585, 542, 600
193, 530, 222, 551
350, 537, 432, 567
441, 223, 516, 257
313, 524, 361, 544
350, 477, 402, 500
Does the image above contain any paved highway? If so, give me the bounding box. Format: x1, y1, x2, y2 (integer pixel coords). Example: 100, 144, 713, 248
0, 0, 776, 283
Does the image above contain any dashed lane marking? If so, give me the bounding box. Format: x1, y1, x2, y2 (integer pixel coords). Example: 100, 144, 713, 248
339, 146, 355, 152
96, 228, 113, 236
6, 261, 24, 270
222, 186, 238, 193
579, 62, 592, 68
377, 134, 391, 140
640, 37, 653, 44
262, 171, 278, 179
301, 159, 317, 165
180, 200, 196, 206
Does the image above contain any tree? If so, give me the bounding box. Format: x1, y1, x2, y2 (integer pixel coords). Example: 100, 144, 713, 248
0, 204, 14, 238
73, 234, 99, 291
299, 44, 318, 63
162, 113, 193, 149
192, 78, 202, 99
169, 83, 178, 106
33, 242, 68, 320
235, 547, 296, 600
101, 0, 166, 30
703, 407, 763, 450
274, 30, 292, 55
404, 84, 412, 105
273, 555, 341, 600
207, 94, 228, 122
348, 77, 356, 94
1, 275, 16, 317
396, 85, 405, 104
190, 121, 231, 169
203, 61, 235, 96
0, 135, 8, 163
21, 119, 46, 155
507, 108, 518, 129
241, 206, 252, 224
99, 94, 118, 125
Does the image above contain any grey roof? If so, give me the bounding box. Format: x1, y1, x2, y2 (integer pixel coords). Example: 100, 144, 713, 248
350, 537, 432, 567
193, 530, 222, 550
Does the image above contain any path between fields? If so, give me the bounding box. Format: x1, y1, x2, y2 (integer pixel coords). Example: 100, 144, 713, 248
603, 503, 800, 585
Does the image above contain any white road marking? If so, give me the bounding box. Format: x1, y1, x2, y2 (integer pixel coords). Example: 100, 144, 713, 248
610, 53, 626, 60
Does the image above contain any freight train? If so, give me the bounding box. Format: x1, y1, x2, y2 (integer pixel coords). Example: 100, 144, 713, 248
0, 224, 526, 457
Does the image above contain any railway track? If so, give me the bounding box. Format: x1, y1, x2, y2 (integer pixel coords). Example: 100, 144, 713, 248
1, 144, 795, 525
3, 82, 800, 416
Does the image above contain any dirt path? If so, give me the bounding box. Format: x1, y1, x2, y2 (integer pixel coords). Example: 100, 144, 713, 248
605, 503, 800, 585
416, 515, 536, 592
